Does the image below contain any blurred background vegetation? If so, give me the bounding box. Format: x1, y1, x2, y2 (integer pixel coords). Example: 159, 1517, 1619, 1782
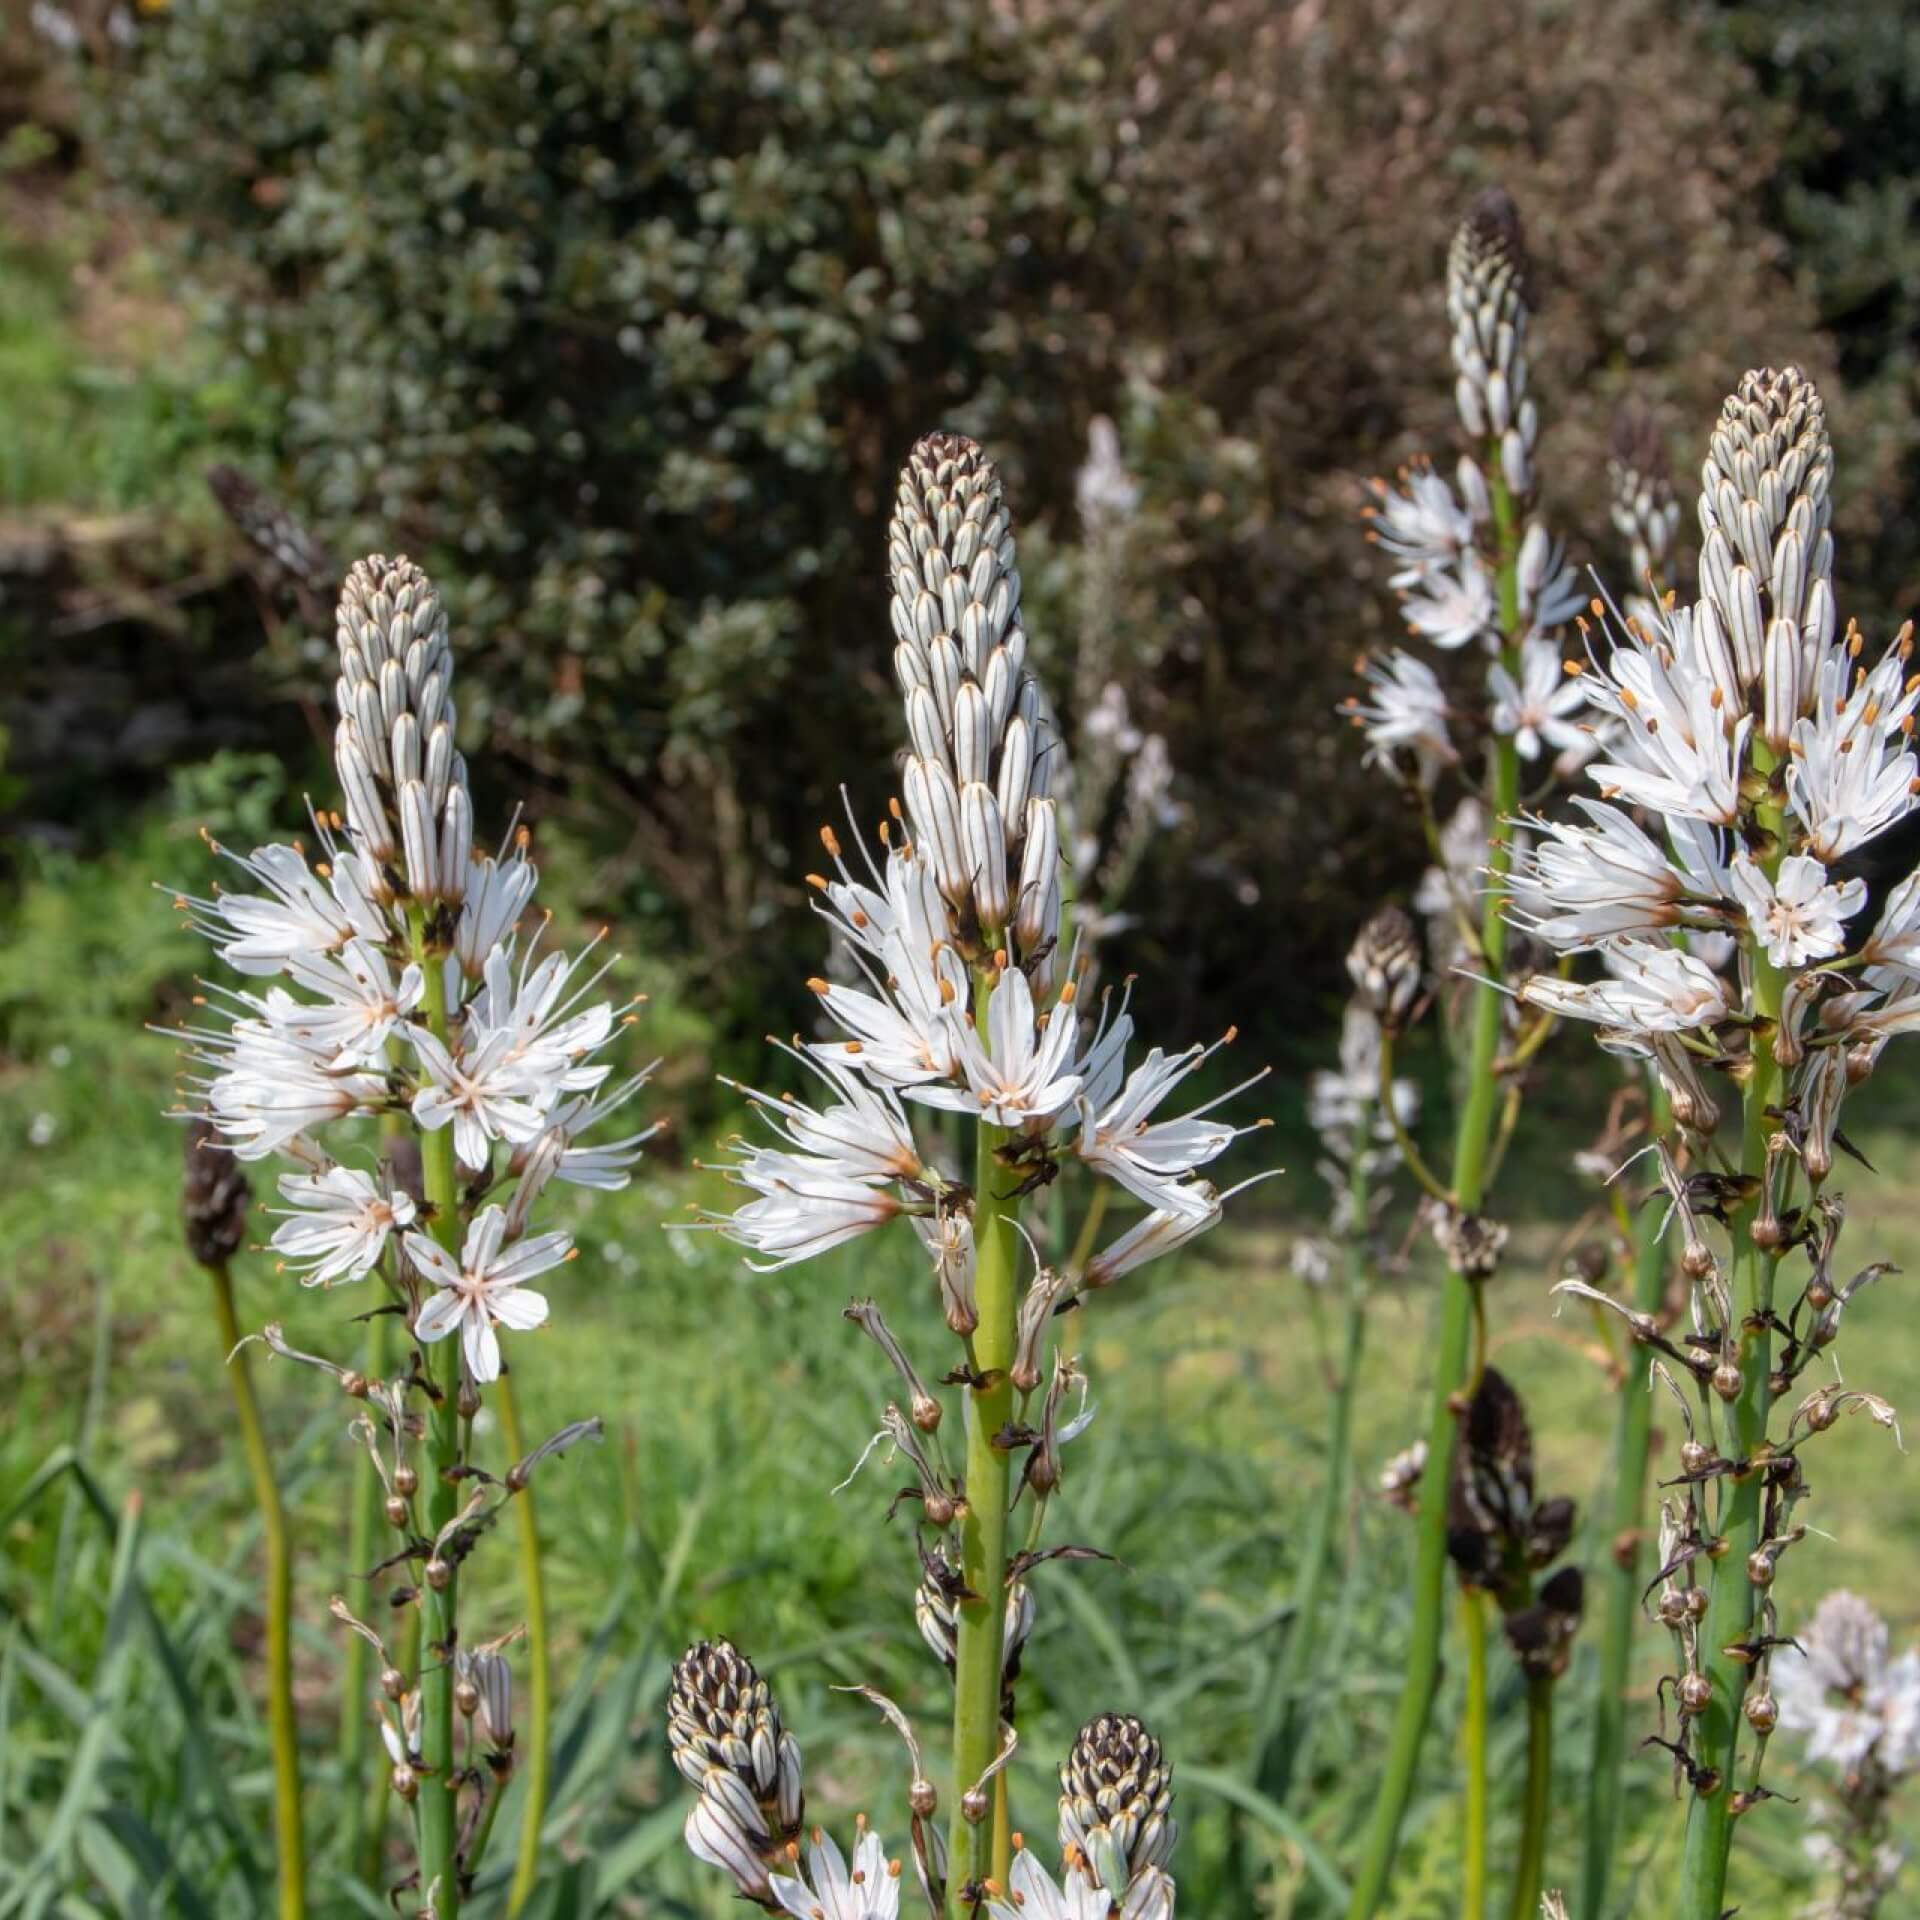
2, 1, 1917, 1914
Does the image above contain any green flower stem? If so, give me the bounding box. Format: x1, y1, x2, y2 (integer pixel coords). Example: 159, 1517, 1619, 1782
494, 1371, 549, 1918
341, 1304, 392, 1884
1678, 941, 1784, 1920
1461, 1588, 1490, 1920
207, 1260, 306, 1920
947, 1109, 1019, 1913
1507, 1675, 1554, 1920
1578, 1093, 1673, 1920
412, 913, 466, 1920
1346, 468, 1524, 1918
1258, 1138, 1371, 1804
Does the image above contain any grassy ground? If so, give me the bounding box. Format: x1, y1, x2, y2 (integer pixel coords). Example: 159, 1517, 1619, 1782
2, 800, 1917, 1918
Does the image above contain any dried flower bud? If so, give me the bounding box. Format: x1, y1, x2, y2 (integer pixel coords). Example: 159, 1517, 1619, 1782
1432, 1206, 1509, 1282
182, 1117, 250, 1267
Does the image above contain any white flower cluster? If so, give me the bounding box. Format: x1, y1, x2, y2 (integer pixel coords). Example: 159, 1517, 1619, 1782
1775, 1590, 1920, 1777
697, 437, 1269, 1294
1350, 191, 1587, 785
1512, 371, 1920, 1133
174, 557, 655, 1383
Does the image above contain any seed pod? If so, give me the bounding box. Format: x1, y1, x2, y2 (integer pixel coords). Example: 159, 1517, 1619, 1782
1745, 1690, 1779, 1735
1678, 1671, 1713, 1717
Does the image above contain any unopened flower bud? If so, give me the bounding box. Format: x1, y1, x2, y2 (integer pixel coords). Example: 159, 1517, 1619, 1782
1346, 907, 1422, 1028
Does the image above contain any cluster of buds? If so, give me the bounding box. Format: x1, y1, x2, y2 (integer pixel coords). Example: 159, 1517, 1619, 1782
667, 1641, 806, 1907
890, 433, 1057, 961
666, 1654, 1183, 1919
1055, 1713, 1178, 1913
1607, 402, 1684, 631
1347, 189, 1588, 792
1444, 1369, 1585, 1678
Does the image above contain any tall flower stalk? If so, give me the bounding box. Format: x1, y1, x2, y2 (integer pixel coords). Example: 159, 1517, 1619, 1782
169, 555, 652, 1914
681, 433, 1268, 1916
1519, 366, 1915, 1919
1342, 189, 1585, 1919
1258, 947, 1420, 1804
1576, 406, 1685, 1920
182, 1121, 305, 1920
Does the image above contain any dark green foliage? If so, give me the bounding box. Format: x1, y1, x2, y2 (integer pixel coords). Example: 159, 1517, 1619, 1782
103, 0, 1122, 996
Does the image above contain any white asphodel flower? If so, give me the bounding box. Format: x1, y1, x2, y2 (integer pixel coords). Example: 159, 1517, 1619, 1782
1507, 802, 1725, 952
273, 939, 425, 1066
175, 838, 387, 976
1519, 939, 1731, 1035
403, 1205, 570, 1384
1727, 851, 1866, 968
985, 1848, 1112, 1920
937, 966, 1084, 1129
198, 1026, 390, 1160
1862, 866, 1920, 982
1399, 554, 1496, 651
767, 1824, 903, 1920
1349, 650, 1455, 785
1072, 1035, 1268, 1218
270, 1165, 417, 1286
1787, 639, 1920, 860
1583, 620, 1750, 825
1773, 1589, 1920, 1775
1366, 463, 1478, 575
722, 1043, 924, 1185
1488, 635, 1588, 762
691, 1148, 902, 1271
410, 947, 618, 1170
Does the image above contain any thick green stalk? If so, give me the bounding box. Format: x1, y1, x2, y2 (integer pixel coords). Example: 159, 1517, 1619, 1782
1507, 1676, 1553, 1920
413, 919, 465, 1919
1578, 1103, 1672, 1920
208, 1261, 306, 1920
946, 1113, 1018, 1913
341, 1308, 391, 1883
1259, 1145, 1370, 1803
494, 1373, 549, 1917
1346, 463, 1524, 1916
1345, 722, 1519, 1919
1677, 952, 1784, 1919
1460, 1589, 1490, 1920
